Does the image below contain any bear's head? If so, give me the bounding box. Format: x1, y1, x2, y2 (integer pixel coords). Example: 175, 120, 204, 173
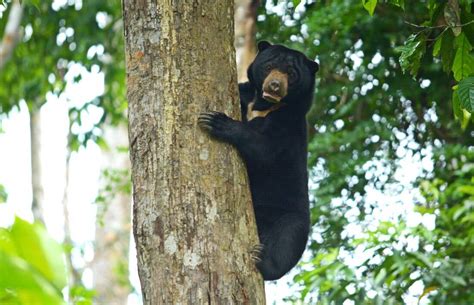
247, 41, 318, 105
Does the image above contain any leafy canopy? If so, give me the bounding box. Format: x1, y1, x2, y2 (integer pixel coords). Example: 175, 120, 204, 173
258, 0, 474, 303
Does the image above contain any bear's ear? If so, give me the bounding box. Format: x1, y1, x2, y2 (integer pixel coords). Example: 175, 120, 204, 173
307, 60, 319, 73
257, 41, 272, 52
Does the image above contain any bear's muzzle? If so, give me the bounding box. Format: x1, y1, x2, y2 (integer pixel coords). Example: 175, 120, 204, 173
262, 69, 288, 103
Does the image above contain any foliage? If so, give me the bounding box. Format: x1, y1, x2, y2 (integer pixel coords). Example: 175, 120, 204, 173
69, 285, 96, 305
0, 0, 126, 149
457, 76, 474, 112
94, 167, 131, 227
0, 218, 96, 305
0, 1, 126, 302
0, 185, 6, 203
413, 145, 474, 304
258, 0, 474, 304
0, 217, 67, 305
382, 0, 474, 122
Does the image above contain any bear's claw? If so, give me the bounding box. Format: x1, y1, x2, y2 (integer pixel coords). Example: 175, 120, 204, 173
198, 111, 235, 139
250, 244, 264, 263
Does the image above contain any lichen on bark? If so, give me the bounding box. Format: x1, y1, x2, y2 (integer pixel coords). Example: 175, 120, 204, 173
123, 1, 265, 304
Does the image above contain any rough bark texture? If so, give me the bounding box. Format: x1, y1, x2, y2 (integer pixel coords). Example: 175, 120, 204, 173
92, 125, 132, 304
123, 1, 265, 304
30, 109, 44, 223
234, 0, 258, 82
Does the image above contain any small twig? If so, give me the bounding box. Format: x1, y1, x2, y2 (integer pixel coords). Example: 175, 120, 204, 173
459, 20, 474, 27
406, 19, 474, 46
426, 27, 449, 42
404, 20, 446, 29
404, 19, 474, 30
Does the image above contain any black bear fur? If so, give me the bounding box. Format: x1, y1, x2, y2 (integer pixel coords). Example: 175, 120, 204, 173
199, 41, 318, 280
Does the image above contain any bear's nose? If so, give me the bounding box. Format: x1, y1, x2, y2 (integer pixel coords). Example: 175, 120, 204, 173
269, 80, 280, 92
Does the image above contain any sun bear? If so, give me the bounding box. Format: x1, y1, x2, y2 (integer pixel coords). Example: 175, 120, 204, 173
198, 41, 318, 280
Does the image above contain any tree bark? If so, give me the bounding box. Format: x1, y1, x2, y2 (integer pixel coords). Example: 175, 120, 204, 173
234, 0, 258, 82
62, 151, 81, 287
123, 1, 265, 304
92, 124, 132, 304
30, 109, 44, 224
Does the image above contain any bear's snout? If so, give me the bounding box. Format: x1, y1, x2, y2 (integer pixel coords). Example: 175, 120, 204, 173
269, 80, 280, 92
262, 70, 288, 103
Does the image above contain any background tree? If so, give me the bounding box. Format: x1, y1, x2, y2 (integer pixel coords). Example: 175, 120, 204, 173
235, 0, 259, 82
92, 125, 132, 304
123, 0, 265, 303
0, 0, 21, 70
0, 0, 130, 302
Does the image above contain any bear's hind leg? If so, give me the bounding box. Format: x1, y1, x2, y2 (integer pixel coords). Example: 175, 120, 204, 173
256, 212, 309, 281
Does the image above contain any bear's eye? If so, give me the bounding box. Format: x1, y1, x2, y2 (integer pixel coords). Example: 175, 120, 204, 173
265, 64, 273, 72
288, 67, 297, 80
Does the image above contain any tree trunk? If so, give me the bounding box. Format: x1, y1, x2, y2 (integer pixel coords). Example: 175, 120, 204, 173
62, 151, 81, 287
123, 1, 265, 304
92, 124, 132, 304
234, 0, 258, 82
30, 108, 44, 224
0, 0, 23, 71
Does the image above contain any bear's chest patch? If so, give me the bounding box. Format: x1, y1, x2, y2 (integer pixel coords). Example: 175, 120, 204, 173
246, 102, 285, 122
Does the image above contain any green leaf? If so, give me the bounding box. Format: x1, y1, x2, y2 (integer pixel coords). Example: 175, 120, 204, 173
433, 35, 442, 57
452, 33, 474, 81
397, 34, 426, 75
453, 89, 464, 120
374, 268, 387, 285
461, 8, 474, 46
20, 0, 41, 9
0, 185, 7, 203
0, 228, 16, 255
439, 30, 456, 73
31, 0, 41, 7
70, 285, 96, 305
0, 250, 65, 305
362, 0, 377, 16
460, 0, 474, 6
407, 252, 432, 268
462, 109, 471, 129
388, 0, 405, 9
457, 76, 474, 112
292, 0, 302, 6
446, 274, 467, 286
95, 136, 109, 150
70, 137, 80, 152
428, 0, 445, 22
9, 218, 67, 290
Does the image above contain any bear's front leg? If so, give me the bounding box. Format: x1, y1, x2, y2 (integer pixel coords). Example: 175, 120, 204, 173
198, 111, 278, 165
198, 111, 241, 143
